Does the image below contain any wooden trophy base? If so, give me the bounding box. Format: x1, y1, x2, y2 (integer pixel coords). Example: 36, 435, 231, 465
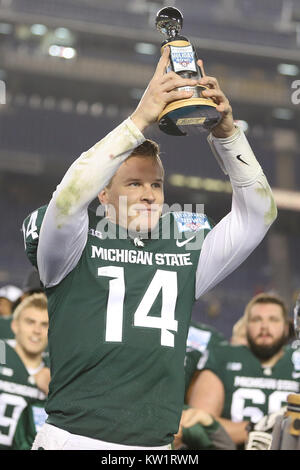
158, 98, 221, 136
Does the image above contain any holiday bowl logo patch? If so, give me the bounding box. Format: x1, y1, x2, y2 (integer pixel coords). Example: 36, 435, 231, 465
292, 350, 300, 371
186, 326, 212, 353
32, 406, 48, 432
170, 45, 197, 73
173, 212, 211, 233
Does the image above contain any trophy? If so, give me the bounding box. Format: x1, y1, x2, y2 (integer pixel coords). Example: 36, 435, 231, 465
155, 6, 221, 136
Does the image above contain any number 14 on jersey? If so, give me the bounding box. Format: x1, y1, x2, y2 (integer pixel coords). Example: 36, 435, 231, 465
98, 267, 178, 347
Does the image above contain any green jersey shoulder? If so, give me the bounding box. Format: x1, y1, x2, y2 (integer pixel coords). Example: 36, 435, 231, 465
0, 317, 14, 340
184, 321, 227, 391
12, 401, 48, 450
202, 342, 300, 423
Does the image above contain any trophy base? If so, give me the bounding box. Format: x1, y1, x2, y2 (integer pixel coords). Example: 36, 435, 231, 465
158, 98, 221, 136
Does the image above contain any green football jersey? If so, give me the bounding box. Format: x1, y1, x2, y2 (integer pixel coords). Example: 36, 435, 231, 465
202, 343, 300, 423
184, 321, 227, 392
0, 343, 47, 449
0, 317, 14, 340
23, 205, 211, 446
12, 401, 48, 450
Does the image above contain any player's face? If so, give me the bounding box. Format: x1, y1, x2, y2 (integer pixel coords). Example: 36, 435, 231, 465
247, 303, 288, 358
12, 307, 49, 356
99, 156, 164, 233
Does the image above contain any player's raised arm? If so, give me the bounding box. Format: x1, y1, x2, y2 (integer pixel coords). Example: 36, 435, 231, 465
194, 61, 277, 298
37, 48, 204, 288
37, 117, 145, 287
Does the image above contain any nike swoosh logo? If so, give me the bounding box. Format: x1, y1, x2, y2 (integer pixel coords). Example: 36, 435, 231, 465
236, 154, 249, 165
176, 236, 196, 247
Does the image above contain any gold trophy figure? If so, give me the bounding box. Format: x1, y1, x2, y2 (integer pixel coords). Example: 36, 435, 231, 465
155, 6, 221, 136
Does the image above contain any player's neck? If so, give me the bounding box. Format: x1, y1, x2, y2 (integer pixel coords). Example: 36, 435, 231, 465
14, 343, 43, 370
260, 348, 284, 368
105, 214, 160, 238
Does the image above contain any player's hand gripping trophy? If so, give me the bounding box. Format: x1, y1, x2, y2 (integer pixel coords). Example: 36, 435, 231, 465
155, 6, 222, 136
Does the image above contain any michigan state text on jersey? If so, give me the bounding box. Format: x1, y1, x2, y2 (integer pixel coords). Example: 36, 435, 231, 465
23, 111, 276, 449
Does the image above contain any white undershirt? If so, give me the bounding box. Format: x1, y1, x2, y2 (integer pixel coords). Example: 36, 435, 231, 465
37, 118, 276, 300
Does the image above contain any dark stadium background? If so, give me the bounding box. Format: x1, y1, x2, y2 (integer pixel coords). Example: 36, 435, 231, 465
0, 0, 300, 339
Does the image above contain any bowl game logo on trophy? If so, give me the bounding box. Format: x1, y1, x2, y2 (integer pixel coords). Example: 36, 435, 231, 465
171, 46, 197, 72
155, 6, 222, 136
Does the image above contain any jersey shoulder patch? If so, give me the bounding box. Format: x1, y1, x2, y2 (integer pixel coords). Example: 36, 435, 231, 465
172, 211, 211, 233
186, 325, 212, 353
291, 349, 300, 371
22, 205, 48, 268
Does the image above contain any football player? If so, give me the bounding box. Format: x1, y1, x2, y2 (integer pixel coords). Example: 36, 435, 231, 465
186, 293, 300, 447
0, 293, 49, 449
23, 48, 276, 450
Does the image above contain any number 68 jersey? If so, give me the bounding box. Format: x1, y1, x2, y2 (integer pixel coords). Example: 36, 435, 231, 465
201, 342, 300, 424
22, 205, 211, 447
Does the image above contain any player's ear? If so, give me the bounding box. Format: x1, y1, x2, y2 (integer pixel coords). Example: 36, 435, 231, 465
98, 188, 108, 205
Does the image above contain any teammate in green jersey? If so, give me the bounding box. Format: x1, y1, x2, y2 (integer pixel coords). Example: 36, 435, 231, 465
12, 401, 48, 450
24, 48, 276, 450
0, 293, 49, 449
187, 293, 300, 447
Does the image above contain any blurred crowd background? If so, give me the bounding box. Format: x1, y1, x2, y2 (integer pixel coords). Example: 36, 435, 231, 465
1, 0, 300, 339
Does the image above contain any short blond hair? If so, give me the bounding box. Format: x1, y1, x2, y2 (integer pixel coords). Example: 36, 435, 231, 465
106, 139, 164, 189
244, 293, 288, 324
13, 293, 48, 321
130, 139, 161, 160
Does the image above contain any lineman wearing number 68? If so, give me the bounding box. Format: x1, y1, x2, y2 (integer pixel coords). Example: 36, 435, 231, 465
22, 48, 276, 450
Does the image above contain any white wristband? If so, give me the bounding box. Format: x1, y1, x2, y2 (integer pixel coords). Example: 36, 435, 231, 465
207, 127, 263, 186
